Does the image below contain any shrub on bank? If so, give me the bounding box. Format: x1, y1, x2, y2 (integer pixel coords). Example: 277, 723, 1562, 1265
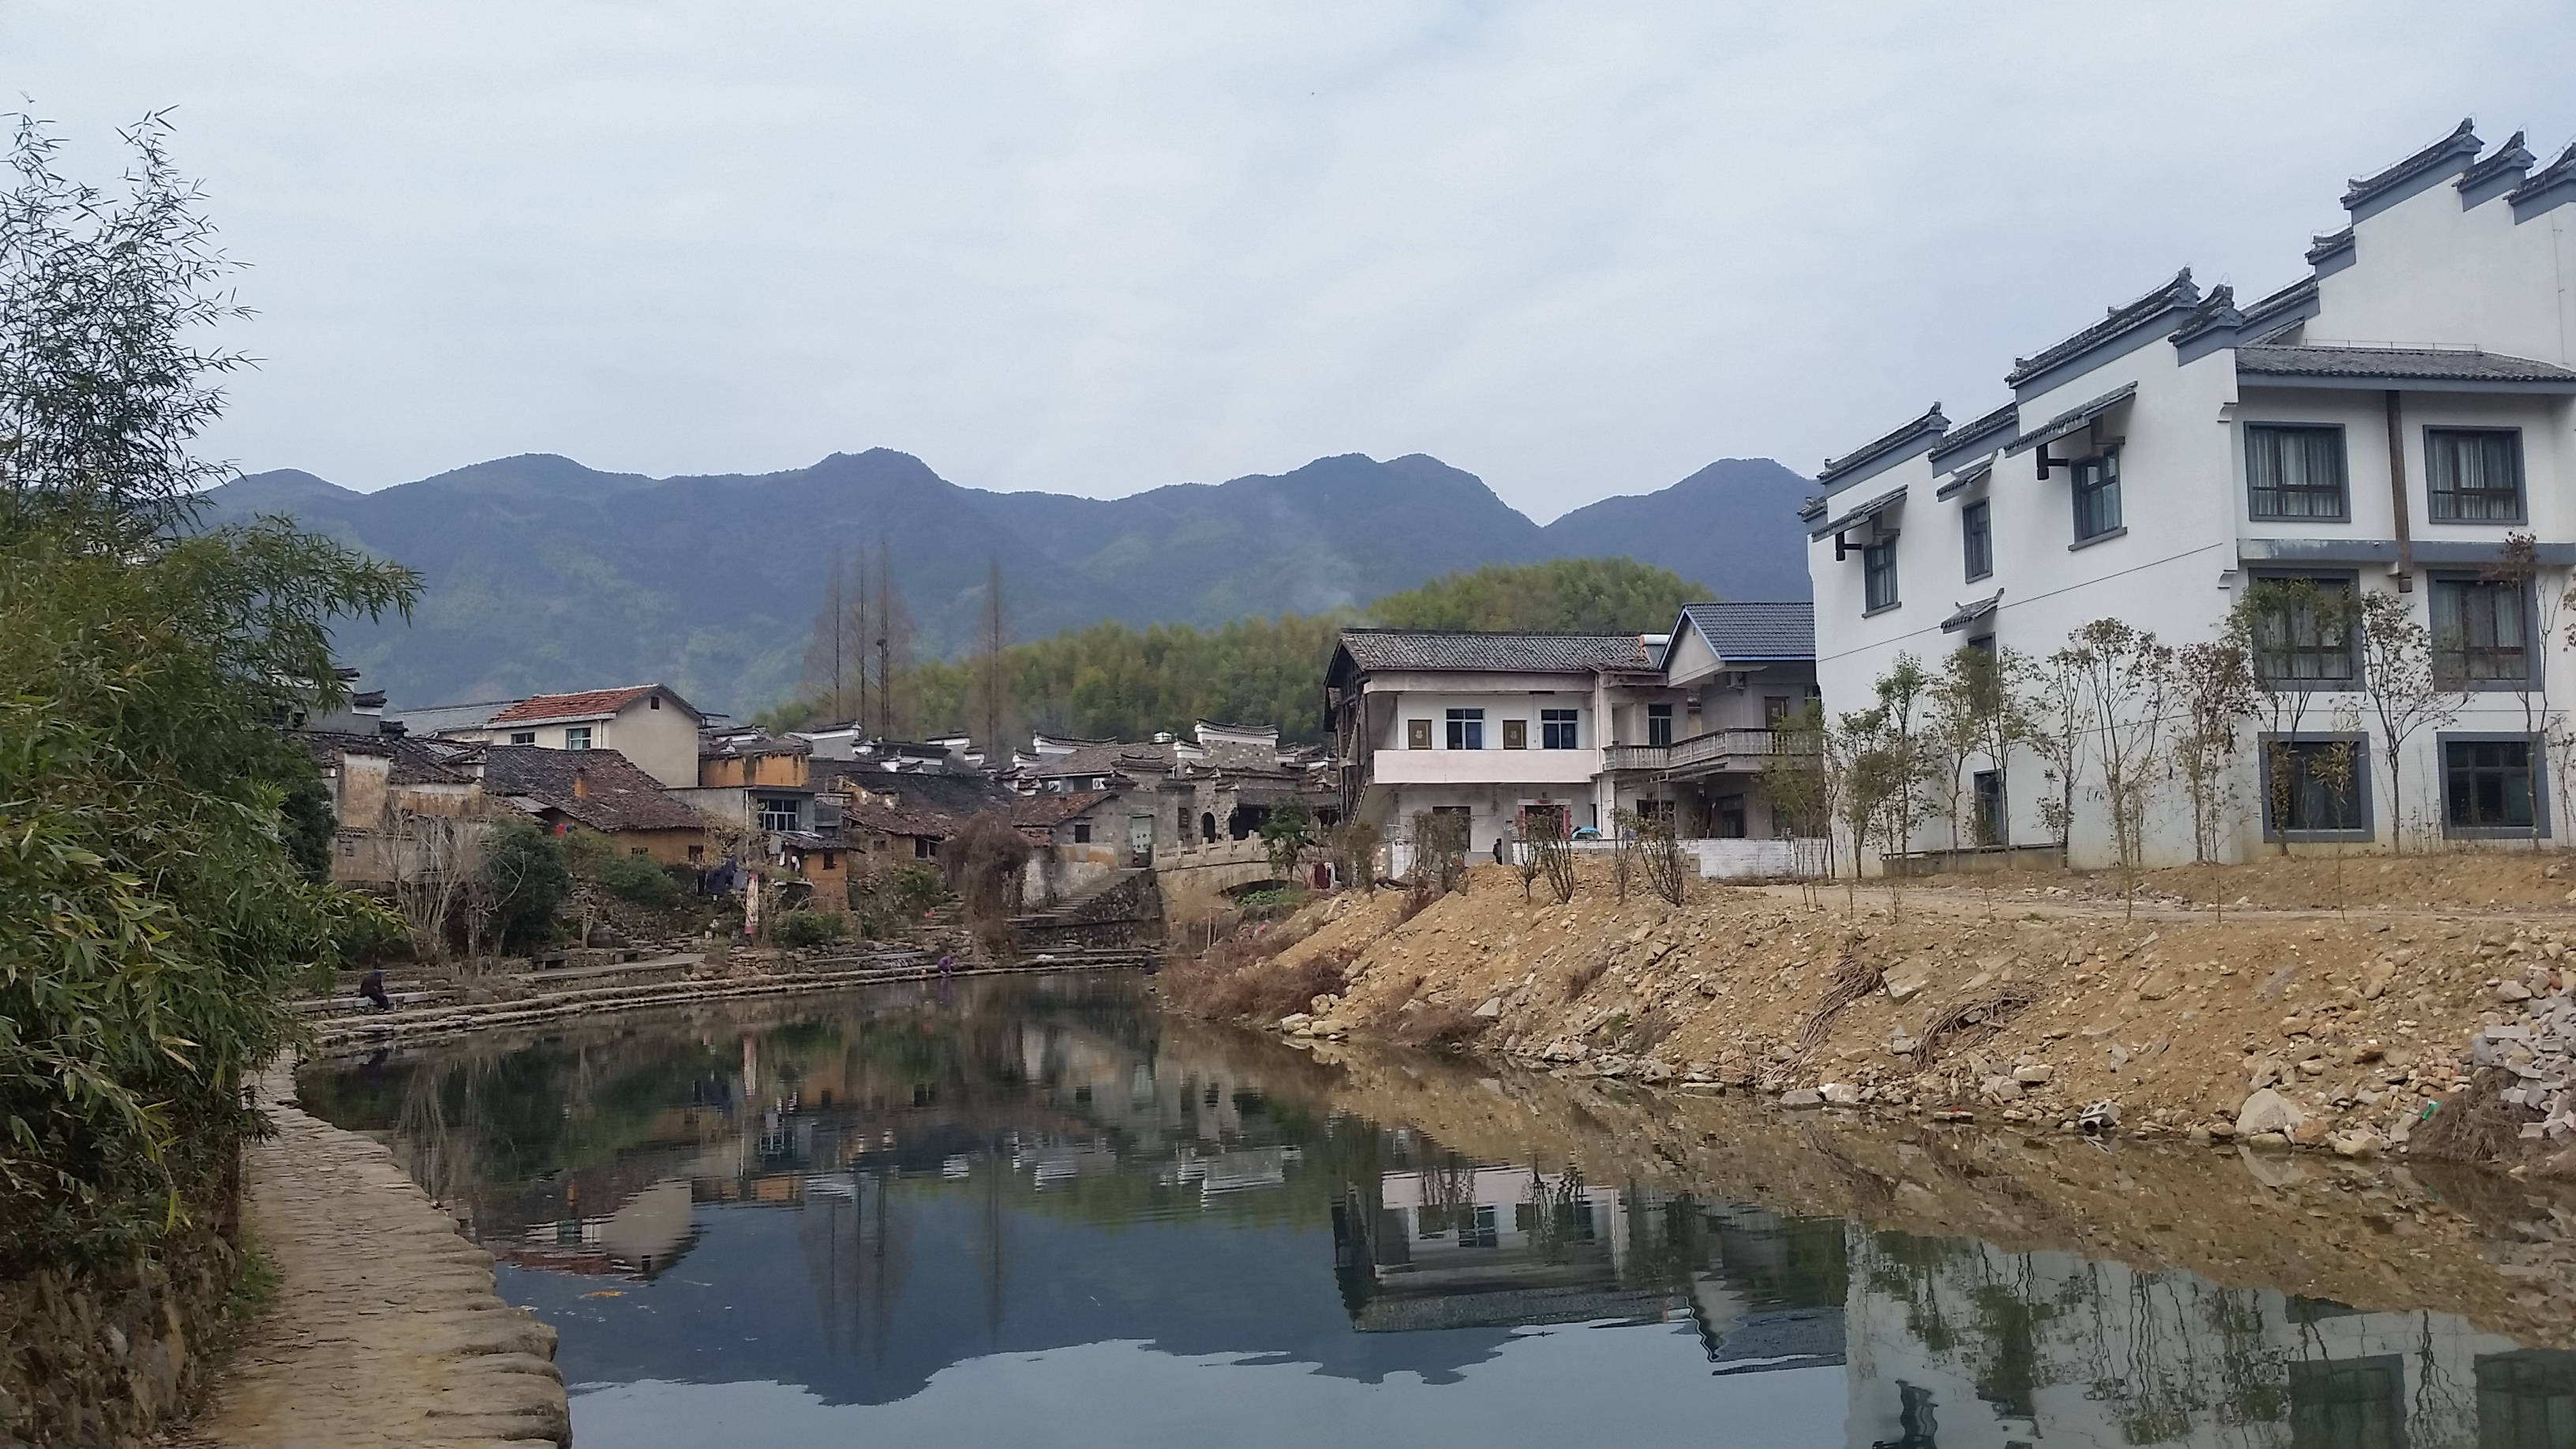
775, 910, 849, 948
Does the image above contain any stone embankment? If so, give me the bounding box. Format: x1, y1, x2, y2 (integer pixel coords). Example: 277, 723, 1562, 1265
312, 945, 1153, 1050
1223, 859, 2576, 1173
183, 1068, 567, 1449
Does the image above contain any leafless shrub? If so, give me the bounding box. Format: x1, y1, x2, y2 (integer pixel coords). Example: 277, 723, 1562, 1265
1160, 940, 1357, 1023
1911, 987, 2039, 1065
1794, 936, 1883, 1054
1638, 819, 1688, 907
1395, 1002, 1489, 1049
945, 811, 1033, 958
2409, 1068, 2532, 1166
1409, 809, 1468, 911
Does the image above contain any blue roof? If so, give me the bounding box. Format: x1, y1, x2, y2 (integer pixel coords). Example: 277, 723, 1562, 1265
1671, 602, 1814, 665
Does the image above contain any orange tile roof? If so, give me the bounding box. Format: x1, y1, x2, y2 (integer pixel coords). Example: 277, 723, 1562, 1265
489, 686, 678, 725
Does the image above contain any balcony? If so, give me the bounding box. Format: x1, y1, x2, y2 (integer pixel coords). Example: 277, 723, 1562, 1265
1370, 747, 1605, 787
1604, 728, 1810, 778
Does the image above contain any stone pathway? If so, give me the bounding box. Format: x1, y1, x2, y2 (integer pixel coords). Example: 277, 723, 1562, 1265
188, 1069, 568, 1448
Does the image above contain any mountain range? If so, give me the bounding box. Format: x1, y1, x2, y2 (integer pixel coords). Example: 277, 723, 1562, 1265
201, 449, 1815, 717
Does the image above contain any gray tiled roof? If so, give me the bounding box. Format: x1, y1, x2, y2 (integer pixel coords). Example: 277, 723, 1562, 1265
1818, 404, 1947, 487
2342, 118, 2479, 212
2236, 345, 2576, 386
1927, 401, 2018, 471
477, 746, 704, 832
1676, 602, 1814, 662
2005, 271, 2199, 389
1335, 630, 1654, 675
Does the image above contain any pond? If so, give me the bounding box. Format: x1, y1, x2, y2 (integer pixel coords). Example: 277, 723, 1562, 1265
298, 972, 2576, 1449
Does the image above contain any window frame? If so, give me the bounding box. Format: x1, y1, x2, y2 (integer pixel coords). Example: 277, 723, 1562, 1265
2070, 447, 2122, 542
1861, 537, 1900, 614
1444, 708, 1485, 751
1960, 498, 1993, 582
754, 796, 803, 833
1540, 708, 1580, 750
562, 726, 593, 751
2246, 571, 2361, 691
1645, 703, 1675, 748
2428, 571, 2534, 690
2424, 425, 2525, 523
508, 731, 536, 746
2243, 422, 2349, 522
2438, 731, 2550, 839
2257, 732, 2373, 843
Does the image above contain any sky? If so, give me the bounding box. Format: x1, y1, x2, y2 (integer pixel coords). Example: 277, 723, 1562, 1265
8, 3, 2574, 522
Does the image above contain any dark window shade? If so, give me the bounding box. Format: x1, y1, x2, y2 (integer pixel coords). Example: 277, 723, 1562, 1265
2245, 425, 2347, 520
2427, 428, 2524, 522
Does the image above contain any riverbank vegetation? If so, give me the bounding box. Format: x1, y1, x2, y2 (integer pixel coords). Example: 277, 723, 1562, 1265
1, 107, 413, 1391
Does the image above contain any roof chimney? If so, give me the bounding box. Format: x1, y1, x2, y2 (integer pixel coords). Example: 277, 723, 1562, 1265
571, 767, 590, 799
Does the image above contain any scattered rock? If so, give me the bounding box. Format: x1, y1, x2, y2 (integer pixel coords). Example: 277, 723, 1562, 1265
2136, 972, 2180, 1002
1276, 1013, 1312, 1032
2236, 1088, 2305, 1139
2497, 980, 2533, 1002
1820, 1082, 1863, 1106
2331, 1131, 2383, 1159
1883, 968, 1930, 1003
1472, 997, 1503, 1019
2012, 1064, 2054, 1084
1779, 1088, 1823, 1109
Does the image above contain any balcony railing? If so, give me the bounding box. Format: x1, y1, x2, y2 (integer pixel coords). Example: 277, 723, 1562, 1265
1603, 728, 1811, 775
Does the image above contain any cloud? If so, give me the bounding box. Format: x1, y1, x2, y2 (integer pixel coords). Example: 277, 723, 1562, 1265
9, 0, 2573, 518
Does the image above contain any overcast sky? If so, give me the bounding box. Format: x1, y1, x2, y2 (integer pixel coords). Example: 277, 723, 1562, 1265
9, 3, 2574, 520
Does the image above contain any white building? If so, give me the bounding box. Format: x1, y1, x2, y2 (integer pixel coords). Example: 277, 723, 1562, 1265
1326, 605, 1820, 876
1806, 119, 2576, 869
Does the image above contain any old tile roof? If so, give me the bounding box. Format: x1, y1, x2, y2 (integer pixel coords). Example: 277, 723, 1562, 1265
1011, 790, 1118, 829
477, 746, 704, 832
301, 731, 473, 786
2005, 271, 2199, 390
2304, 227, 2355, 268
489, 685, 696, 726
1674, 603, 1815, 663
2457, 130, 2535, 197
1333, 630, 1657, 675
1019, 740, 1184, 781
2234, 344, 2576, 388
2237, 277, 2319, 335
2507, 140, 2576, 212
1926, 401, 2019, 472
2003, 382, 2137, 457
1807, 485, 1908, 541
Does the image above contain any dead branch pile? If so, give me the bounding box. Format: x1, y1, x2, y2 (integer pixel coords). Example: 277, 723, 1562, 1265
1795, 936, 1883, 1054
1910, 987, 2039, 1065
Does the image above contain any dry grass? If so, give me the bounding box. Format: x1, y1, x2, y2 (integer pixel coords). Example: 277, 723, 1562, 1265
1160, 931, 1356, 1024
1394, 1002, 1490, 1049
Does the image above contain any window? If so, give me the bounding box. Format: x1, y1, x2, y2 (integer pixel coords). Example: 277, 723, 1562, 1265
2443, 736, 2546, 837
2426, 427, 2523, 522
2290, 1357, 2406, 1449
2475, 1350, 2576, 1449
915, 837, 936, 859
1634, 799, 1675, 826
687, 844, 704, 861
1445, 709, 1484, 750
1501, 718, 1527, 750
818, 852, 837, 871
1646, 703, 1675, 747
2248, 575, 2357, 687
2071, 448, 2121, 541
563, 726, 592, 751
1971, 770, 2005, 847
630, 847, 649, 858
1862, 538, 1899, 612
755, 796, 800, 832
2260, 736, 2371, 840
1966, 632, 1997, 657
1519, 803, 1567, 840
2245, 424, 2348, 520
649, 695, 661, 710
1762, 696, 1792, 725
1406, 718, 1432, 751
1961, 498, 1993, 580
1541, 709, 1579, 749
2431, 575, 2530, 685
508, 731, 536, 745
1073, 822, 1091, 844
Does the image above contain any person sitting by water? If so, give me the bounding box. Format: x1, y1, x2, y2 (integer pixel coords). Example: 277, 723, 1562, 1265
359, 968, 392, 1012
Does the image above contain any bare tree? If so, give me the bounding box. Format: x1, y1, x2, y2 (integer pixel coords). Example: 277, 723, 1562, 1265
2026, 647, 2088, 861
972, 556, 1009, 758
2064, 619, 2175, 917
2355, 590, 2460, 852
874, 537, 915, 739
391, 811, 483, 961
1926, 646, 2031, 859
2171, 639, 2255, 863
2479, 534, 2560, 848
1757, 700, 1835, 891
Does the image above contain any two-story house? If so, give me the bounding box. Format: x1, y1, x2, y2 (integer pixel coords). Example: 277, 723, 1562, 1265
1326, 608, 1819, 875
436, 684, 708, 789
1807, 119, 2576, 870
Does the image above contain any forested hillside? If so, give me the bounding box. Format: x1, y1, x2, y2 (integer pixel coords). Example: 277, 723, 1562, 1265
843, 559, 1706, 747
203, 449, 1810, 715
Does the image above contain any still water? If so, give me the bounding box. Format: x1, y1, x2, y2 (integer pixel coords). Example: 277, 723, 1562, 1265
300, 973, 2576, 1449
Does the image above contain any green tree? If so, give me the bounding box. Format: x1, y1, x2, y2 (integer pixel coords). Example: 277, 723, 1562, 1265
2, 114, 419, 1267
1260, 796, 1315, 877
1366, 557, 1709, 634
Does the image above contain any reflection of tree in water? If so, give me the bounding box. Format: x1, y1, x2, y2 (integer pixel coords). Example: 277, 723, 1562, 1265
797, 1167, 912, 1366
1522, 1162, 1590, 1266
2409, 1310, 2477, 1449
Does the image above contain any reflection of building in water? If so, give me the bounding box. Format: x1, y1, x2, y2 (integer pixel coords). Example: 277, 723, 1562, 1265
1844, 1230, 2574, 1448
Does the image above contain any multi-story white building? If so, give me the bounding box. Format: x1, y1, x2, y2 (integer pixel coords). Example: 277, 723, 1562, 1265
1327, 604, 1818, 874
1807, 119, 2576, 869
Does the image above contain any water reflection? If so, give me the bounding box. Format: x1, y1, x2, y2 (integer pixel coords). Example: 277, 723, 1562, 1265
301, 975, 2576, 1449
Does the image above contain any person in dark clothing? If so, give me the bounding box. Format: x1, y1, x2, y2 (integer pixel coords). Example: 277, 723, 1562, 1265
359, 968, 391, 1012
